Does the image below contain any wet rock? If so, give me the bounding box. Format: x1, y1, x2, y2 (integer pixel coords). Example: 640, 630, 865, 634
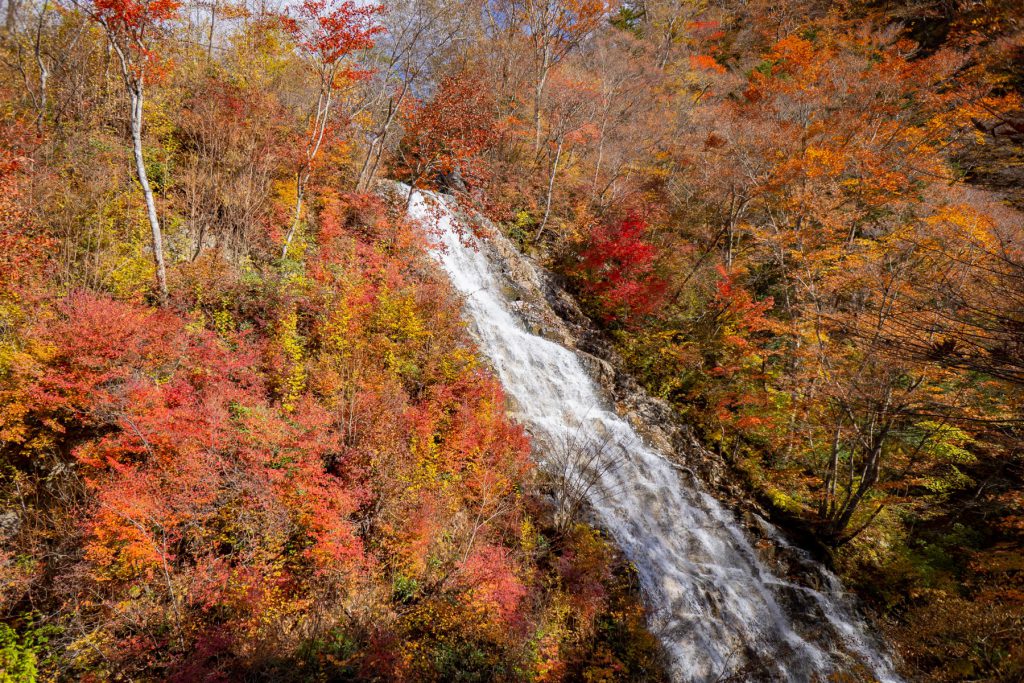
576, 351, 615, 393
409, 184, 826, 552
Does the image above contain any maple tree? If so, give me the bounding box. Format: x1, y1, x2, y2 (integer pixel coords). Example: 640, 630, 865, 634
392, 69, 497, 204
279, 0, 384, 259
571, 214, 666, 325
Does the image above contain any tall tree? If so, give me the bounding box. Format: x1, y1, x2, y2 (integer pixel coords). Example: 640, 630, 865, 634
353, 0, 467, 193
279, 0, 383, 259
494, 0, 606, 156
86, 0, 180, 299
393, 68, 496, 205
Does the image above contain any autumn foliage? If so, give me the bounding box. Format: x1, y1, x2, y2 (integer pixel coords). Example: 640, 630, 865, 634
89, 0, 181, 47
0, 64, 665, 670
0, 181, 660, 678
283, 0, 384, 66
2, 0, 1023, 679
571, 215, 666, 325
393, 70, 498, 196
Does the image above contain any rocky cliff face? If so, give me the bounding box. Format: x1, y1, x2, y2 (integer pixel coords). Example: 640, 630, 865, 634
443, 199, 775, 527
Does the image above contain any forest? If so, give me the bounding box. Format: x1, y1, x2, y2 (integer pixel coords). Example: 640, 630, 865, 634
0, 0, 1021, 680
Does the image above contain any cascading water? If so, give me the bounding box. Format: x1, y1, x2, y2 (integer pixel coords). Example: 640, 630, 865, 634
407, 188, 900, 682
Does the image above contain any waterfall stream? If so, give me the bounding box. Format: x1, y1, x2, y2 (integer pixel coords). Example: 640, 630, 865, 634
408, 188, 900, 682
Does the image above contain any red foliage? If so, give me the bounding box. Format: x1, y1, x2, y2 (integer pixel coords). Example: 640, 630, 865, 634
282, 0, 384, 68
4, 290, 369, 599
458, 544, 528, 628
573, 215, 667, 325
711, 265, 773, 337
395, 69, 498, 191
0, 178, 551, 674
88, 0, 181, 76
14, 294, 186, 433
0, 141, 51, 295
90, 0, 180, 33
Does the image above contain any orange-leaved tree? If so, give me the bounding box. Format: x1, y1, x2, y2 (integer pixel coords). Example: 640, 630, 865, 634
280, 0, 384, 259
494, 0, 607, 156
393, 69, 497, 206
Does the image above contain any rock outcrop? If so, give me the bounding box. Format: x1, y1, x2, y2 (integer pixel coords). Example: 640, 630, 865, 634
443, 198, 755, 508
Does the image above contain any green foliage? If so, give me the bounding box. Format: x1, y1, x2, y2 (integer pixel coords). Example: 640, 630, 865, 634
431, 639, 495, 682
609, 3, 645, 34
392, 573, 420, 603
751, 59, 776, 78
916, 421, 975, 464
0, 621, 55, 683
914, 421, 977, 495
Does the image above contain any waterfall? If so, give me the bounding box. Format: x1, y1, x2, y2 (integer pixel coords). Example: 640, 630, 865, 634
408, 188, 900, 682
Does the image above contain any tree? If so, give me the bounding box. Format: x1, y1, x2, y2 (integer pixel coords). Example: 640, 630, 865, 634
572, 214, 666, 324
865, 193, 1024, 388
86, 0, 180, 300
393, 68, 496, 205
352, 0, 469, 193
279, 0, 383, 259
494, 0, 607, 156
533, 67, 598, 241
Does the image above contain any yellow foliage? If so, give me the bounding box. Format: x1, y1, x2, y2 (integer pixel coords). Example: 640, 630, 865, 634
275, 307, 306, 412
104, 214, 157, 300
804, 146, 846, 178
926, 203, 998, 248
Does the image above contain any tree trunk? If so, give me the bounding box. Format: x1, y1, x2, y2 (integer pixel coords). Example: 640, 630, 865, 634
356, 83, 408, 192
4, 0, 18, 32
533, 76, 544, 156
534, 138, 562, 244
281, 172, 305, 260
207, 0, 216, 61
819, 420, 843, 518
282, 71, 333, 259
129, 83, 169, 300
31, 3, 48, 131
827, 422, 889, 543
532, 51, 550, 157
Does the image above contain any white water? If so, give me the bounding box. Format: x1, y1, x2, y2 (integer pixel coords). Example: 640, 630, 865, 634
409, 189, 900, 682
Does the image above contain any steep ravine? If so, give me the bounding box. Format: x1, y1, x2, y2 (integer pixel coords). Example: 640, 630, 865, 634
398, 184, 901, 682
